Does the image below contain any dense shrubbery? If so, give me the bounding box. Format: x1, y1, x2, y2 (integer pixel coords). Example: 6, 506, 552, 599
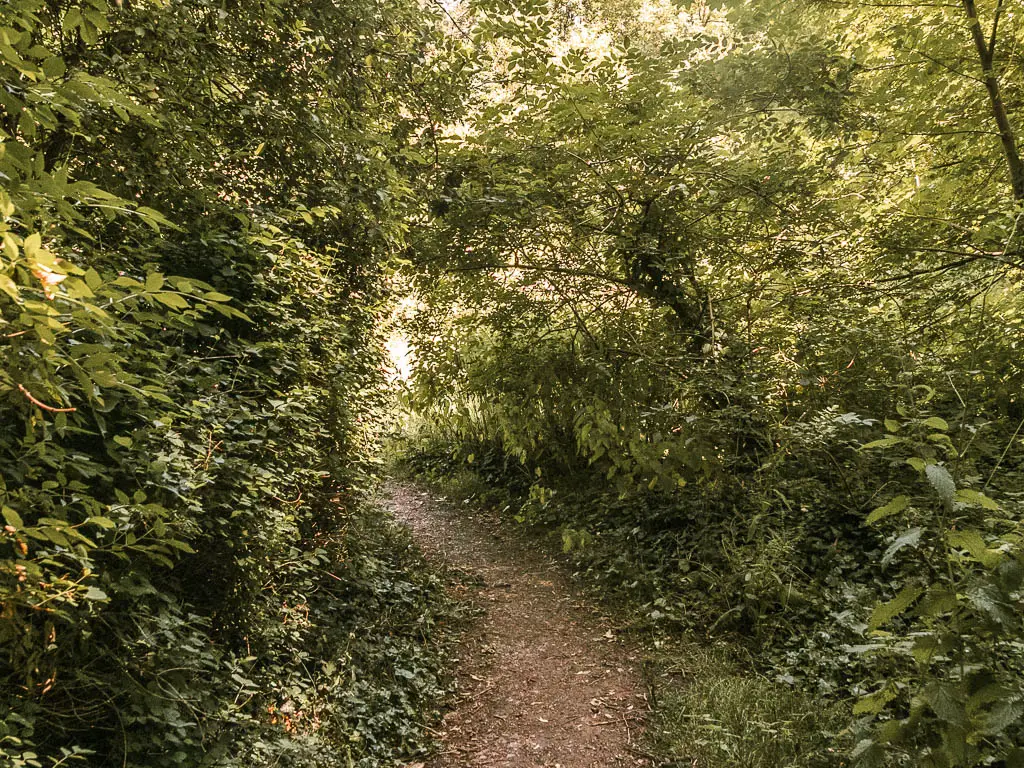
6, 0, 1023, 765
0, 1, 454, 765
395, 0, 1024, 765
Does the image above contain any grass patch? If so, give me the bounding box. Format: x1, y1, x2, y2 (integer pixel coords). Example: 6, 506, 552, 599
644, 643, 850, 768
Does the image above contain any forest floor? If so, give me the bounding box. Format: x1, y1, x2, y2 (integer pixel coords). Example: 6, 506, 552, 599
385, 481, 651, 768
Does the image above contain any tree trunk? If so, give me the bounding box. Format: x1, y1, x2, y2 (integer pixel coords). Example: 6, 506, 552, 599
962, 0, 1024, 202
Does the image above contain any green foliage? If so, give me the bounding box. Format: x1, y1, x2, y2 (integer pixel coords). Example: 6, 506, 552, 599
853, 405, 1024, 767
0, 0, 456, 765
393, 0, 1024, 766
647, 644, 850, 768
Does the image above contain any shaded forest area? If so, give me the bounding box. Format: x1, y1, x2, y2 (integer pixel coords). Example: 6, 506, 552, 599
2, 0, 1023, 767
1, 1, 457, 765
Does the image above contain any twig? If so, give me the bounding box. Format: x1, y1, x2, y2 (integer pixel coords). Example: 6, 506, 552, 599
269, 492, 302, 506
17, 383, 76, 412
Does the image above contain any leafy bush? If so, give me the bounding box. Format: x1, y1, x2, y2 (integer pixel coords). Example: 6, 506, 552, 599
0, 0, 455, 765
852, 403, 1024, 767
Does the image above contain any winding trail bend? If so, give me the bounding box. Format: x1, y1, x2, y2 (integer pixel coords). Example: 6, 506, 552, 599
386, 482, 650, 768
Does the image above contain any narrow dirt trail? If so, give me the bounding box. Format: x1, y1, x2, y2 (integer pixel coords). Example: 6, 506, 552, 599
386, 482, 650, 768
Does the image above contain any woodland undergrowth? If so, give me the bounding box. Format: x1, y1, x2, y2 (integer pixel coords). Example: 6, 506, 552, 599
0, 1, 461, 766
4, 0, 1024, 766
392, 1, 1024, 765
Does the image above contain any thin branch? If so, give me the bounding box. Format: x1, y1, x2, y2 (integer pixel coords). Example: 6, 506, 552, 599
988, 0, 1004, 58
17, 383, 77, 413
962, 0, 1024, 200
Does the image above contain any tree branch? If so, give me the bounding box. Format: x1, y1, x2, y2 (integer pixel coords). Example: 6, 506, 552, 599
18, 384, 76, 413
962, 0, 1024, 201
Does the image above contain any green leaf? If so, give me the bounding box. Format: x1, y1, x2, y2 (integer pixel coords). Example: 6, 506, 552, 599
145, 272, 164, 292
922, 681, 967, 727
910, 634, 939, 663
884, 418, 901, 433
41, 56, 66, 79
869, 584, 923, 629
861, 436, 903, 450
853, 685, 897, 715
851, 738, 885, 766
112, 435, 132, 448
925, 464, 955, 506
0, 274, 20, 300
921, 416, 949, 431
953, 488, 999, 510
87, 516, 116, 529
2, 506, 24, 529
154, 292, 188, 309
866, 495, 910, 524
62, 7, 82, 30
202, 291, 232, 302
23, 232, 41, 258
83, 586, 108, 601
947, 529, 1002, 569
906, 457, 926, 472
882, 526, 921, 565
917, 586, 957, 618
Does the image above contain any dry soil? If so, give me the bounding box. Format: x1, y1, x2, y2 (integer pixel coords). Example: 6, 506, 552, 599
386, 481, 651, 768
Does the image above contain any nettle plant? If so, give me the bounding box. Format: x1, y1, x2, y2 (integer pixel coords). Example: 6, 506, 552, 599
851, 392, 1024, 767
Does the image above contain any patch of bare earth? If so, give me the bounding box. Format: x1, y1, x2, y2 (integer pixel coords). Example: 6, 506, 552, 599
385, 482, 650, 768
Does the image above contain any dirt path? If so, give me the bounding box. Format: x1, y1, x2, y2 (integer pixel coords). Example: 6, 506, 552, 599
385, 482, 650, 768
